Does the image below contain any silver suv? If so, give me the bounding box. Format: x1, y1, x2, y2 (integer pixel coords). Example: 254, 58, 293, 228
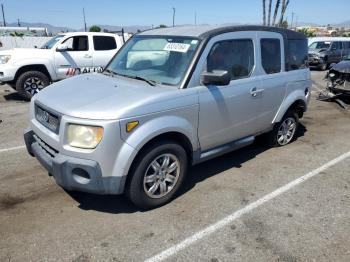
24, 26, 311, 209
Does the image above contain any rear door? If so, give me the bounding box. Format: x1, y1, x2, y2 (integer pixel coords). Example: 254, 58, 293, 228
257, 32, 287, 130
92, 35, 119, 69
54, 35, 93, 79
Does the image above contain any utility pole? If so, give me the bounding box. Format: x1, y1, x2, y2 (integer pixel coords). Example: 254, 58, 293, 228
17, 19, 20, 27
194, 12, 197, 25
172, 7, 176, 27
1, 4, 6, 27
83, 8, 87, 32
290, 12, 294, 29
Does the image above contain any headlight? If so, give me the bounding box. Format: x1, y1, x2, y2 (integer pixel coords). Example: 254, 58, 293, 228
67, 124, 103, 149
0, 55, 11, 64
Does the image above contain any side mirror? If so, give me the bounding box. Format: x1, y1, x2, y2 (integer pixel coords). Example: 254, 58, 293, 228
56, 44, 68, 52
200, 70, 230, 86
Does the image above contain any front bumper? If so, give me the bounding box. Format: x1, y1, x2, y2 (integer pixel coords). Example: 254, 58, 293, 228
24, 129, 126, 195
308, 57, 325, 67
0, 64, 17, 82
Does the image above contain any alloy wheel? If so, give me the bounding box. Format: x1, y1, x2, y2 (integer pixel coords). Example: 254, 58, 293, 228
277, 117, 297, 146
143, 153, 180, 199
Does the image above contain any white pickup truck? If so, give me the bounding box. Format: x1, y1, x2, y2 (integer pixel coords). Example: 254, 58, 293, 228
0, 32, 124, 99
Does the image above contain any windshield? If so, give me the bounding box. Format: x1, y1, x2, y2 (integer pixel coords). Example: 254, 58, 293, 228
106, 36, 201, 86
40, 35, 65, 49
309, 41, 330, 50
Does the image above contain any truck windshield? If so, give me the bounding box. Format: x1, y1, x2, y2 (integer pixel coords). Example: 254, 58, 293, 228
41, 35, 65, 49
106, 36, 200, 86
309, 41, 330, 50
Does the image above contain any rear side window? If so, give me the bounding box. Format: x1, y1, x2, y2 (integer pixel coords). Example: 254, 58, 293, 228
93, 36, 117, 51
331, 41, 342, 50
343, 42, 350, 49
62, 36, 88, 51
207, 39, 255, 80
287, 39, 308, 70
261, 39, 281, 74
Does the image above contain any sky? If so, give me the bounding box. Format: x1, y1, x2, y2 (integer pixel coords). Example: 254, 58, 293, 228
2, 0, 350, 28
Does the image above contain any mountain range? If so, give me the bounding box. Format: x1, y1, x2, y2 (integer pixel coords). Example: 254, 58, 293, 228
4, 20, 350, 34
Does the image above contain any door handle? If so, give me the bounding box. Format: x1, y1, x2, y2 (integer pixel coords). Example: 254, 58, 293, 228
250, 87, 264, 97
84, 54, 92, 58
250, 87, 258, 97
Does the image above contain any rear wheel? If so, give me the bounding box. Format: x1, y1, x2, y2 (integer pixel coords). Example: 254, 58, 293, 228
126, 141, 188, 209
15, 71, 50, 100
265, 111, 299, 147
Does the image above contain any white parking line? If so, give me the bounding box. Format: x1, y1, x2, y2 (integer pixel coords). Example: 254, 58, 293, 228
0, 145, 26, 154
145, 150, 350, 262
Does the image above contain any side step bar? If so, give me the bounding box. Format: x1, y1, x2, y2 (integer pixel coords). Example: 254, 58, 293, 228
196, 136, 255, 164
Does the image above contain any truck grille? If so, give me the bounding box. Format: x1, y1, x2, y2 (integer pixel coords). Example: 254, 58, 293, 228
35, 103, 60, 134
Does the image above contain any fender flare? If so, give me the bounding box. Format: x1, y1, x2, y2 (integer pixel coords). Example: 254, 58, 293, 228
121, 115, 198, 152
117, 115, 198, 178
273, 90, 307, 123
13, 59, 56, 81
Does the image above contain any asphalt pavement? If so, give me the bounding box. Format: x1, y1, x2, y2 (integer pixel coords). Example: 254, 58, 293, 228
0, 71, 349, 262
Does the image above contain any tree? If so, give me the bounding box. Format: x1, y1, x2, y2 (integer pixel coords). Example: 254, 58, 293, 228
280, 20, 289, 29
89, 25, 101, 32
278, 0, 290, 27
262, 0, 266, 26
158, 24, 167, 28
297, 28, 316, 37
272, 0, 281, 26
267, 0, 273, 26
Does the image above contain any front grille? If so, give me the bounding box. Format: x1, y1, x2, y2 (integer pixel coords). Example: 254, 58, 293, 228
33, 134, 59, 158
35, 103, 60, 134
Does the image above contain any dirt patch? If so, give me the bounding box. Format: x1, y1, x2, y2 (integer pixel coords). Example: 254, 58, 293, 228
0, 194, 25, 210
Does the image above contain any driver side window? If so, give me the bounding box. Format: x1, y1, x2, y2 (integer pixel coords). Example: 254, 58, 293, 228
207, 39, 255, 80
62, 36, 89, 51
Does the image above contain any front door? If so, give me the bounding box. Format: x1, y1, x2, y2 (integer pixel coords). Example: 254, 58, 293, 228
328, 41, 343, 64
54, 35, 93, 79
195, 33, 263, 151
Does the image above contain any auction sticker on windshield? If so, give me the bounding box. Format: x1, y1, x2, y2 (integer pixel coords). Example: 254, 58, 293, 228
164, 43, 191, 53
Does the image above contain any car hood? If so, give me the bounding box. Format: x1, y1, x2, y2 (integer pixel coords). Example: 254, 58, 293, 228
0, 48, 52, 63
33, 73, 194, 120
330, 60, 350, 74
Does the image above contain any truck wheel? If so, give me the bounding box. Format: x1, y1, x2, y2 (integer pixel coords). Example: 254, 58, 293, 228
126, 141, 188, 209
15, 71, 50, 100
265, 111, 299, 147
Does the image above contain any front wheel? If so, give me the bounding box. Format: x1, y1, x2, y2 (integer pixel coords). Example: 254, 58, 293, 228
265, 111, 299, 147
15, 71, 50, 100
126, 141, 188, 209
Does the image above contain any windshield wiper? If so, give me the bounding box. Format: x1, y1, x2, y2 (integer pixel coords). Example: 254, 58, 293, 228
131, 75, 157, 86
103, 71, 158, 86
103, 69, 118, 77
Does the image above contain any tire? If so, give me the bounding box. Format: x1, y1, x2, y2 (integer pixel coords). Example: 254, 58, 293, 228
126, 141, 188, 209
15, 71, 50, 100
265, 111, 299, 147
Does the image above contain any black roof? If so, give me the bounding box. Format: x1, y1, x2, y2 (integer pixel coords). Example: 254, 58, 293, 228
199, 25, 306, 40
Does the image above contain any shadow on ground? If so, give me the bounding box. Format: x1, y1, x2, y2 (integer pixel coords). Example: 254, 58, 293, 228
4, 91, 28, 102
67, 124, 307, 214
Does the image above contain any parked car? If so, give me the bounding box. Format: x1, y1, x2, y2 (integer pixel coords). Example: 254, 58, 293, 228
308, 37, 350, 70
0, 32, 124, 99
24, 25, 311, 209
